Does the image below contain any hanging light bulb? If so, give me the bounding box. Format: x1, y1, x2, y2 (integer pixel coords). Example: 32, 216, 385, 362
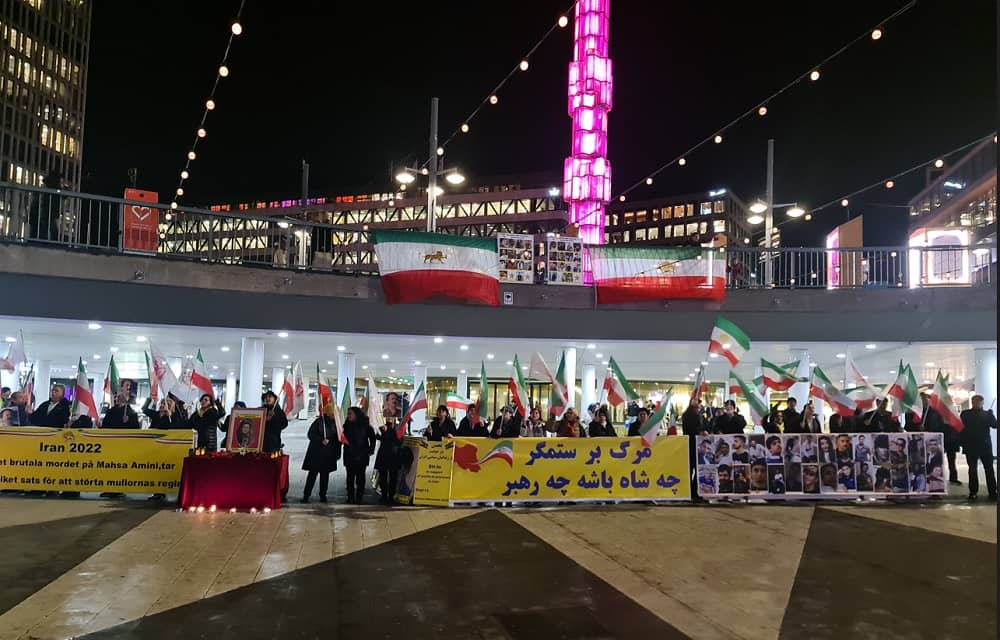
840, 199, 849, 207
181, 170, 189, 179
885, 180, 895, 189
219, 65, 229, 77
188, 151, 197, 160
558, 15, 569, 28
170, 202, 177, 210
871, 28, 883, 40
934, 159, 944, 168
714, 134, 723, 144
678, 158, 687, 166
206, 99, 216, 110
231, 22, 243, 35
758, 105, 768, 116
197, 128, 206, 138
645, 177, 653, 185
809, 69, 820, 81
519, 59, 529, 71
176, 187, 184, 196
489, 95, 498, 105
618, 195, 626, 202
460, 123, 469, 133
436, 147, 444, 156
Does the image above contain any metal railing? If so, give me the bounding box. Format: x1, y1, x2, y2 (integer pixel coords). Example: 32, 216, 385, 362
0, 181, 994, 290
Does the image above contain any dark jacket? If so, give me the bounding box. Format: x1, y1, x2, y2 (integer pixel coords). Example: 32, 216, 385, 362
714, 413, 747, 435
302, 416, 341, 473
681, 407, 704, 437
545, 415, 585, 438
864, 410, 896, 433
960, 408, 997, 458
782, 408, 804, 434
374, 426, 403, 471
343, 416, 377, 468
188, 407, 220, 451
588, 420, 617, 437
490, 416, 521, 439
262, 405, 288, 453
142, 399, 184, 429
31, 399, 71, 427
9, 403, 29, 426
103, 405, 140, 429
457, 416, 489, 437
627, 420, 643, 437
425, 416, 456, 441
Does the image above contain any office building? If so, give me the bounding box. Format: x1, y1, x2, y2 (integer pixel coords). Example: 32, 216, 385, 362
604, 188, 754, 247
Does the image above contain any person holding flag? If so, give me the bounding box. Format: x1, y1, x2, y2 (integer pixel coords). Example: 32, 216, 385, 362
69, 358, 100, 428
261, 390, 288, 453
457, 403, 489, 437
342, 405, 377, 505
301, 403, 341, 503
374, 406, 405, 505
188, 393, 223, 451
926, 373, 963, 485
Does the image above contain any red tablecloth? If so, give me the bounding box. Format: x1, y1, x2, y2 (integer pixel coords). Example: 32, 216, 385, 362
179, 454, 288, 510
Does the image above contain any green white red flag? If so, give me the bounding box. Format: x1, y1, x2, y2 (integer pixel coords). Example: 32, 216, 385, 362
103, 355, 120, 404
316, 364, 332, 410
845, 354, 882, 409
690, 364, 708, 401
809, 365, 856, 416
144, 351, 158, 403
372, 230, 500, 306
446, 392, 471, 411
190, 350, 214, 399
728, 371, 741, 397
332, 386, 351, 444
71, 357, 100, 426
602, 357, 639, 407
589, 246, 726, 303
928, 371, 963, 432
761, 358, 800, 391
888, 363, 922, 418
398, 381, 427, 439
280, 370, 294, 415
733, 370, 769, 426
473, 361, 489, 426
708, 317, 751, 366
508, 355, 530, 417
529, 351, 569, 416
639, 402, 667, 447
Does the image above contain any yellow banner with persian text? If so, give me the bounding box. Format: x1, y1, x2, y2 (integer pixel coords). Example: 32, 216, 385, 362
448, 436, 691, 502
0, 427, 193, 493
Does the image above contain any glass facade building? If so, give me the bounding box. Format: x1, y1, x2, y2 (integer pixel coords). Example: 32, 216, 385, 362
604, 189, 754, 248
0, 0, 89, 190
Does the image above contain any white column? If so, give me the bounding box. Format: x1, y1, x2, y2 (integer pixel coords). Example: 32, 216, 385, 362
581, 365, 597, 413
455, 373, 469, 420
34, 359, 50, 408
337, 352, 357, 404
975, 347, 997, 455
0, 368, 16, 392
238, 338, 264, 406
225, 371, 237, 408
412, 365, 428, 431
564, 347, 577, 410
788, 350, 810, 408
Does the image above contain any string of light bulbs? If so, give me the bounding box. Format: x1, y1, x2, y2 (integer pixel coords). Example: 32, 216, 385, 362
807, 131, 996, 214
169, 0, 247, 211
428, 3, 577, 165
615, 0, 917, 201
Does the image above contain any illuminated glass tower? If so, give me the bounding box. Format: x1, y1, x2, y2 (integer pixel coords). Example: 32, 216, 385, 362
563, 0, 612, 281
0, 0, 91, 190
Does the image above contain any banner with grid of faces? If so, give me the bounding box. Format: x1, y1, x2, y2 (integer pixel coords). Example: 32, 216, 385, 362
695, 432, 944, 498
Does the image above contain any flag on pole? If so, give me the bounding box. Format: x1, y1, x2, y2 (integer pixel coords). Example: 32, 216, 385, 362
707, 317, 751, 366
601, 356, 640, 407
281, 371, 294, 416
733, 370, 769, 426
446, 392, 471, 411
508, 355, 530, 417
473, 361, 489, 426
0, 331, 26, 371
888, 363, 922, 418
690, 364, 706, 401
144, 351, 158, 403
332, 386, 351, 444
845, 355, 882, 409
316, 364, 332, 410
728, 371, 741, 397
929, 371, 963, 432
365, 376, 384, 429
189, 350, 215, 398
148, 343, 180, 399
809, 365, 856, 416
71, 357, 100, 426
398, 381, 427, 439
639, 401, 667, 447
21, 363, 35, 407
760, 358, 800, 391
292, 361, 306, 415
103, 355, 120, 404
529, 351, 568, 416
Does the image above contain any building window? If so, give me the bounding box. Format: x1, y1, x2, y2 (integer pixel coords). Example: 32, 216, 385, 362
662, 225, 672, 238
700, 202, 712, 215
651, 208, 660, 221
647, 226, 659, 240
623, 211, 634, 225
635, 210, 647, 223
674, 224, 684, 237
623, 230, 630, 242
663, 207, 673, 220
713, 219, 726, 234
699, 222, 708, 234
635, 228, 646, 241
686, 222, 699, 236
686, 204, 694, 217
714, 200, 725, 213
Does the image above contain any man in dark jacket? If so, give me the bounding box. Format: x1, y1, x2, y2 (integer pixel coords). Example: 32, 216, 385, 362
782, 398, 804, 434
960, 395, 997, 501
8, 391, 30, 426
490, 405, 521, 438
102, 393, 140, 428
261, 391, 288, 453
714, 400, 747, 434
627, 408, 649, 437
457, 403, 489, 437
425, 405, 456, 441
31, 384, 71, 427
864, 398, 895, 433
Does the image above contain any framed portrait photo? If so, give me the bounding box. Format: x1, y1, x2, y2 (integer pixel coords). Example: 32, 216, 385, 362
227, 407, 266, 453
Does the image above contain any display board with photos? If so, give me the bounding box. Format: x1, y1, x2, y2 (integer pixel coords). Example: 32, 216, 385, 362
545, 237, 584, 285
695, 432, 943, 498
496, 233, 535, 284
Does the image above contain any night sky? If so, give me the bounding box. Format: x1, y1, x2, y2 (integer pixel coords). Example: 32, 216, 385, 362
83, 1, 996, 245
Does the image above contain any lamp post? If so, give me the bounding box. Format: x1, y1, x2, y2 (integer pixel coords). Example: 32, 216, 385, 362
395, 97, 465, 233
746, 140, 808, 284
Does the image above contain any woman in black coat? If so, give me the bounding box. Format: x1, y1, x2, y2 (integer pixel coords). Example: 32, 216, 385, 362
425, 405, 457, 441
143, 397, 184, 429
374, 420, 403, 505
342, 407, 377, 504
301, 405, 341, 503
188, 394, 222, 451
261, 391, 288, 453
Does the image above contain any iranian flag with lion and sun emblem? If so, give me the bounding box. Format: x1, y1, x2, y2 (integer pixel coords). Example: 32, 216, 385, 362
589, 245, 725, 304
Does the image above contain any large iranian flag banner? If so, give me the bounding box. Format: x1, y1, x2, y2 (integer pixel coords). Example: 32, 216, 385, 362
373, 230, 500, 306
590, 246, 725, 304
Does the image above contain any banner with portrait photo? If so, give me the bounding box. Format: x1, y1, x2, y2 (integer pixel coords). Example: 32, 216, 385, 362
696, 432, 942, 499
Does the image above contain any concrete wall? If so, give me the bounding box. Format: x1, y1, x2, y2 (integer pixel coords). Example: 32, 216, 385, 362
1, 243, 995, 342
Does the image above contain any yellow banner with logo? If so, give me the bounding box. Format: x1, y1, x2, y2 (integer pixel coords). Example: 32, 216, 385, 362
448, 436, 690, 502
0, 427, 193, 493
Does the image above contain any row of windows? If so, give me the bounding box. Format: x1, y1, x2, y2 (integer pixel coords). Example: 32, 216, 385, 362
3, 53, 75, 102
607, 200, 726, 227
6, 160, 41, 185
4, 0, 89, 61
910, 142, 996, 219
38, 120, 73, 156
606, 219, 728, 243
1, 19, 83, 84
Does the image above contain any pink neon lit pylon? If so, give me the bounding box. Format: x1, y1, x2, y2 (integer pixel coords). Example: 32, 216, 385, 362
563, 0, 612, 282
